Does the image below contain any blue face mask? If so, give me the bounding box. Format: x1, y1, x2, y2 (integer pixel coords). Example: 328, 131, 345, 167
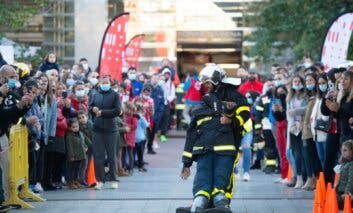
306, 84, 315, 91
292, 85, 303, 91
128, 73, 136, 81
158, 80, 165, 87
274, 80, 283, 87
66, 79, 75, 86
319, 84, 327, 92
100, 84, 111, 91
246, 98, 253, 105
75, 90, 85, 97
7, 79, 16, 88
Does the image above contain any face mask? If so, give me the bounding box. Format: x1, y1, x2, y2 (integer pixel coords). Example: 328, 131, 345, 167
306, 84, 315, 91
143, 94, 150, 99
128, 73, 136, 81
274, 80, 283, 87
100, 84, 111, 91
292, 85, 303, 91
113, 89, 118, 93
89, 78, 98, 86
7, 79, 16, 88
246, 98, 253, 105
304, 62, 311, 68
319, 84, 327, 92
15, 81, 21, 89
84, 87, 90, 95
158, 80, 165, 87
75, 90, 85, 97
82, 63, 89, 70
248, 76, 256, 82
66, 79, 74, 86
338, 83, 343, 90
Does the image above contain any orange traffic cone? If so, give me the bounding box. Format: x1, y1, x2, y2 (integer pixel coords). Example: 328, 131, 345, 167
313, 179, 324, 213
324, 183, 332, 213
343, 195, 353, 213
87, 159, 97, 186
319, 172, 327, 198
330, 188, 339, 213
287, 165, 293, 180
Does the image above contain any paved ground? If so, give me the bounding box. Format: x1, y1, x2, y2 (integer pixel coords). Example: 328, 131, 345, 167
14, 136, 314, 213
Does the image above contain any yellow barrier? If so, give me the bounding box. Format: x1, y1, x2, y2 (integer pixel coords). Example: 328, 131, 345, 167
3, 124, 45, 208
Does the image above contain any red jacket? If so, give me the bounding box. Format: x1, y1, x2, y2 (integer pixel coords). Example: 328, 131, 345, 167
70, 96, 88, 112
239, 80, 264, 95
184, 78, 202, 102
56, 100, 67, 137
124, 113, 138, 148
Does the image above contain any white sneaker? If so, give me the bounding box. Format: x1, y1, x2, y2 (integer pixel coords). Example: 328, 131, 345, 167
110, 182, 118, 189
94, 182, 104, 190
152, 143, 160, 149
34, 183, 44, 192
274, 177, 283, 183
243, 172, 250, 182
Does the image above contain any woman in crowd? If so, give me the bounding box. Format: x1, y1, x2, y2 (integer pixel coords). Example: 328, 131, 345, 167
286, 75, 307, 189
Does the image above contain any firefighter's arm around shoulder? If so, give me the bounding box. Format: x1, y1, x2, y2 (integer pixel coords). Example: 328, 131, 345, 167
223, 95, 252, 133
182, 118, 198, 168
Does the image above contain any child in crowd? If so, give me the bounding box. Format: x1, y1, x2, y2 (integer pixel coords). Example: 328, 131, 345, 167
335, 140, 353, 209
77, 110, 93, 186
66, 118, 89, 189
117, 116, 130, 176
135, 105, 149, 172
123, 102, 138, 175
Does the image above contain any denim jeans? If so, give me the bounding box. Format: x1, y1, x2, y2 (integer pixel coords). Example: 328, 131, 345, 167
290, 133, 303, 176
303, 138, 322, 178
241, 131, 253, 173
315, 141, 326, 169
286, 148, 297, 177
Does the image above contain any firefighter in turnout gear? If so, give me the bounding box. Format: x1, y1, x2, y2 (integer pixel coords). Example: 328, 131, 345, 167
253, 84, 277, 174
176, 64, 250, 213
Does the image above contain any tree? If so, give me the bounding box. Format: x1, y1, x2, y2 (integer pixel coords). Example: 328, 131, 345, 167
0, 0, 47, 32
246, 0, 353, 62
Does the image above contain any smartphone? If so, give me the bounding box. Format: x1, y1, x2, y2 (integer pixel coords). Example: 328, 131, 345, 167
328, 81, 335, 91
62, 91, 68, 99
274, 99, 281, 105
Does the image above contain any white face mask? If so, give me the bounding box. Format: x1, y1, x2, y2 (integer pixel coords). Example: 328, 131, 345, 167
143, 94, 150, 99
75, 90, 85, 97
84, 87, 90, 95
89, 78, 98, 86
82, 63, 89, 70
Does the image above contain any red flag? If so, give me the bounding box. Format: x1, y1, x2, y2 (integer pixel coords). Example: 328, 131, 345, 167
124, 34, 145, 70
98, 13, 129, 82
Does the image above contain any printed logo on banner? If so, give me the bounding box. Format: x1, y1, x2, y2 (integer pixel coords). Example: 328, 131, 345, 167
124, 34, 145, 70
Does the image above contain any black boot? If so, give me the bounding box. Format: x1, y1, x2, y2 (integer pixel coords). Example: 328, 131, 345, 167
205, 208, 232, 213
250, 160, 261, 170
176, 207, 204, 213
263, 165, 275, 174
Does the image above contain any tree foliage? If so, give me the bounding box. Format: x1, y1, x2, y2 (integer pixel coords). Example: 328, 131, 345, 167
0, 0, 47, 30
246, 0, 353, 62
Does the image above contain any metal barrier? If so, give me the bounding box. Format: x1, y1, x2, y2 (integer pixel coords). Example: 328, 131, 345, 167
3, 123, 45, 208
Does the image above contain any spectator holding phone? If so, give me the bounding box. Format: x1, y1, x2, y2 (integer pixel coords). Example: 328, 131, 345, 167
324, 71, 353, 145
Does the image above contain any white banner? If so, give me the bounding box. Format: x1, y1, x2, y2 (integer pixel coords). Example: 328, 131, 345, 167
321, 12, 353, 71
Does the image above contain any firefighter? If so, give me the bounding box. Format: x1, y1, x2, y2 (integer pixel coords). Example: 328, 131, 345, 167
253, 81, 277, 174
176, 64, 250, 213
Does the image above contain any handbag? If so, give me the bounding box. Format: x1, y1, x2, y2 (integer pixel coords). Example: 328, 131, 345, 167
314, 116, 332, 133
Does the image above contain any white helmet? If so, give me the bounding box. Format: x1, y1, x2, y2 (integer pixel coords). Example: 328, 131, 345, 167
199, 63, 226, 85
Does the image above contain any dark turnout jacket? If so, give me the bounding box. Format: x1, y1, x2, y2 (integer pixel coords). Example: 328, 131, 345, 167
89, 88, 121, 133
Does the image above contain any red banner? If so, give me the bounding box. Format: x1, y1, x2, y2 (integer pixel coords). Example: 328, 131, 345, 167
124, 34, 145, 69
98, 13, 129, 81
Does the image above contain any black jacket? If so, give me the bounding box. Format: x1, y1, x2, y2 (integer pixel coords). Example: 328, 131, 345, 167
89, 88, 121, 133
182, 94, 236, 167
0, 92, 29, 135
39, 60, 60, 73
